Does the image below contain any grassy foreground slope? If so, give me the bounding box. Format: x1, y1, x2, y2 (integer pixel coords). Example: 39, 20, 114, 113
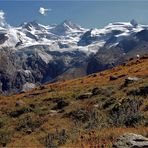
0, 56, 148, 147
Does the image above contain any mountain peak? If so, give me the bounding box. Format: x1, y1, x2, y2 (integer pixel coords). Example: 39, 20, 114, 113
130, 19, 138, 27
27, 20, 38, 26
22, 20, 38, 26
62, 19, 72, 25
60, 19, 82, 30
22, 20, 42, 31
50, 20, 84, 36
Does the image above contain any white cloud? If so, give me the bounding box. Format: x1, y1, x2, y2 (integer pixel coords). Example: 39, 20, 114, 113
0, 10, 6, 27
39, 7, 51, 16
0, 10, 10, 28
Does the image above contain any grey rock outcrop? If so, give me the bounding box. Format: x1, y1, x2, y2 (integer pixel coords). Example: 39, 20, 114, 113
113, 133, 148, 148
22, 82, 36, 92
124, 76, 139, 87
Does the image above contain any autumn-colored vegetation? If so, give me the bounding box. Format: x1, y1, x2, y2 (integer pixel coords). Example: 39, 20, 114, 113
0, 56, 148, 147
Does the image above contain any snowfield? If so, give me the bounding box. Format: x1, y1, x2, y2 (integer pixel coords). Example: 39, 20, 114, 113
0, 19, 148, 59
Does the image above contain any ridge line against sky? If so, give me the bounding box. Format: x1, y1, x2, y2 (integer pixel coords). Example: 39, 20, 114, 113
0, 0, 148, 28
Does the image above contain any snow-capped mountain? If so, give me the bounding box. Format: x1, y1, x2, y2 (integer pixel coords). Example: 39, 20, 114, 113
0, 21, 86, 48
0, 19, 147, 53
0, 19, 148, 94
50, 19, 85, 36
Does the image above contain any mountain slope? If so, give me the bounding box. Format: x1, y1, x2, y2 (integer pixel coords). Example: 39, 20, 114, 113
0, 20, 148, 94
0, 55, 148, 147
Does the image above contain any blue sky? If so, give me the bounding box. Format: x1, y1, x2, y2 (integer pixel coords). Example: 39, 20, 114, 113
0, 1, 148, 28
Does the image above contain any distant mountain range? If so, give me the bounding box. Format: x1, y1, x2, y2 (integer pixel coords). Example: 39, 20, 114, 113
0, 19, 148, 94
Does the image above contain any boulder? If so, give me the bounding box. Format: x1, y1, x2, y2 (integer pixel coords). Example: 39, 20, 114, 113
22, 82, 36, 92
110, 75, 118, 81
52, 99, 69, 110
92, 87, 113, 97
92, 87, 100, 95
15, 100, 26, 107
110, 75, 126, 81
124, 77, 139, 87
76, 92, 92, 100
127, 86, 148, 96
57, 100, 69, 109
26, 129, 32, 134
113, 133, 148, 148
